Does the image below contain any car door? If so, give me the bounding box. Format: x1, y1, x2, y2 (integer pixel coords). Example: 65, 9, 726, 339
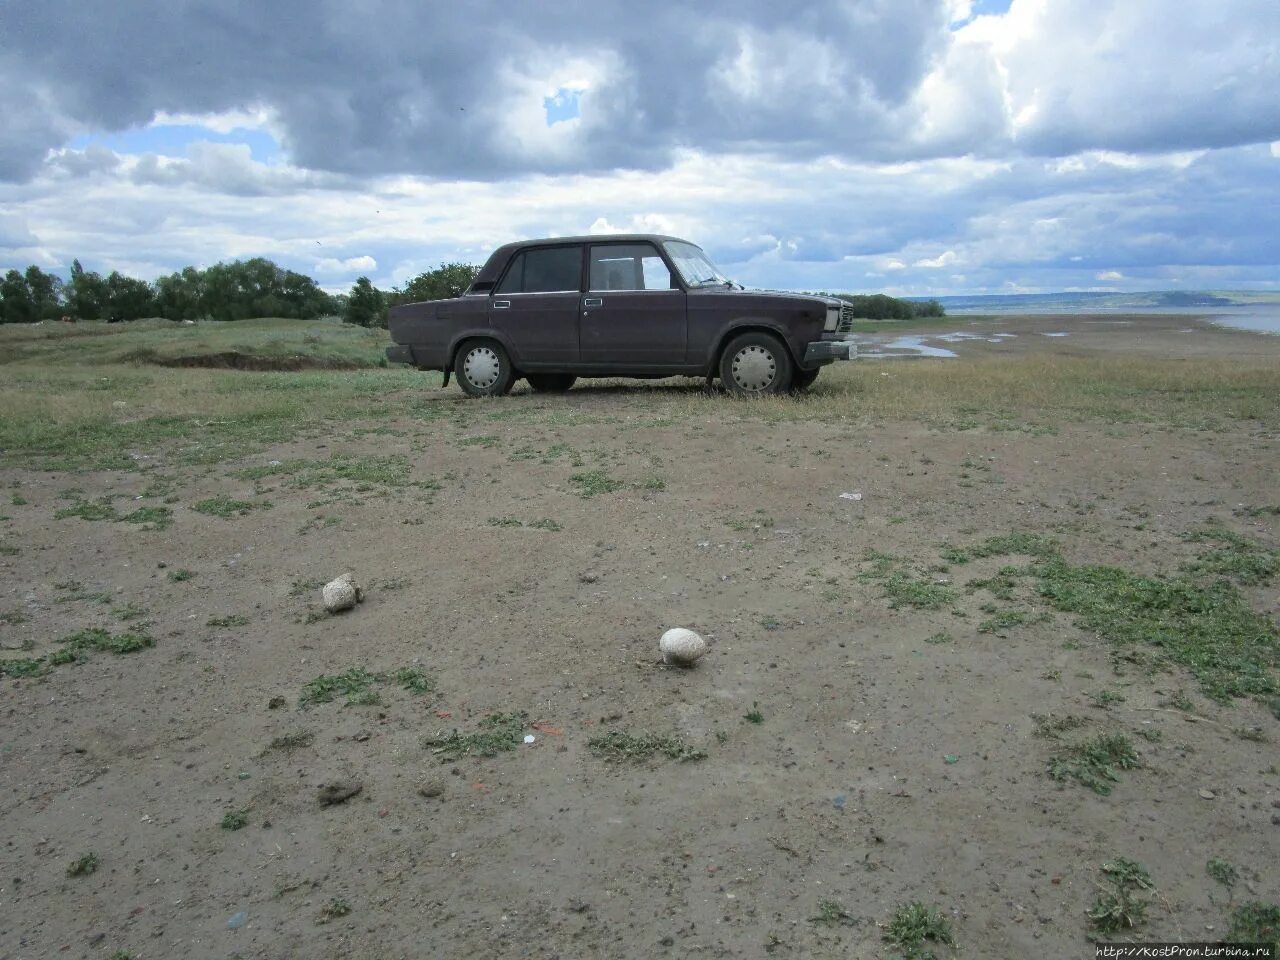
580, 242, 687, 365
489, 244, 583, 365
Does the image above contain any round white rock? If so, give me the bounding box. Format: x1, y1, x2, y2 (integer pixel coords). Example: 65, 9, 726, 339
660, 627, 708, 666
322, 573, 364, 613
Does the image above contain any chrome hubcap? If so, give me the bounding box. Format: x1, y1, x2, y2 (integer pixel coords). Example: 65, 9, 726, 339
731, 345, 777, 392
463, 346, 500, 388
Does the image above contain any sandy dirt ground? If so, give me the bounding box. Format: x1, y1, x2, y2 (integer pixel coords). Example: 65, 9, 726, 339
2, 315, 1278, 959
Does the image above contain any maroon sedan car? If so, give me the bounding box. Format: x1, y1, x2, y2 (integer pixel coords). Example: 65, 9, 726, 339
386, 234, 856, 396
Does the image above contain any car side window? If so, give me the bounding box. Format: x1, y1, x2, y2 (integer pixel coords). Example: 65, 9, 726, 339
496, 246, 582, 294
589, 244, 675, 292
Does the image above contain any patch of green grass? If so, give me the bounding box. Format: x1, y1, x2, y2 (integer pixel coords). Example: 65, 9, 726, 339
1181, 525, 1279, 585
391, 666, 434, 694
1226, 902, 1279, 947
941, 533, 1058, 565
0, 608, 27, 625
167, 568, 196, 582
882, 572, 956, 610
299, 667, 380, 707
299, 665, 435, 707
66, 852, 99, 877
207, 614, 250, 627
320, 897, 351, 921
569, 469, 623, 497
1232, 725, 1269, 742
112, 602, 148, 621
220, 809, 249, 831
809, 898, 858, 928
925, 632, 953, 645
1031, 713, 1088, 738
193, 494, 260, 517
1088, 689, 1127, 709
289, 577, 323, 596
458, 434, 501, 448
487, 516, 523, 527
947, 533, 1280, 705
54, 498, 117, 522
11, 493, 28, 505
587, 730, 707, 763
527, 518, 562, 531
119, 505, 173, 530
1207, 857, 1238, 888
977, 608, 1050, 633
1048, 732, 1140, 795
0, 656, 49, 678
1234, 505, 1280, 518
636, 476, 666, 491
424, 711, 528, 761
62, 627, 154, 655
235, 454, 413, 491
883, 901, 955, 959
1088, 857, 1155, 936
744, 702, 764, 724
1035, 557, 1279, 703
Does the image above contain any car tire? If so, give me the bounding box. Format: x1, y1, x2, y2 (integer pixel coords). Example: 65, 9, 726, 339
526, 373, 577, 393
454, 339, 516, 397
719, 331, 794, 396
791, 368, 821, 392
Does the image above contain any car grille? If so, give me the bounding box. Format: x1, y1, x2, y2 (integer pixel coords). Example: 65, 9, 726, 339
837, 303, 855, 333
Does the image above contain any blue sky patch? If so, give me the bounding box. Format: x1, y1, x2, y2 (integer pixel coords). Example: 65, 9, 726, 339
69, 124, 282, 163
543, 88, 582, 126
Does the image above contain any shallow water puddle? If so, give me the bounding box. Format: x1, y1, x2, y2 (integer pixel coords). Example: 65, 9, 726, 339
859, 329, 1021, 358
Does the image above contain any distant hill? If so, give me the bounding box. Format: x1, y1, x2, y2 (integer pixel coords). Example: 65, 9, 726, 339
920, 290, 1280, 311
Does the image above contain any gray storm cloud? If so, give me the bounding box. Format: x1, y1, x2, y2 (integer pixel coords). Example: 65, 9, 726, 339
3, 0, 1275, 183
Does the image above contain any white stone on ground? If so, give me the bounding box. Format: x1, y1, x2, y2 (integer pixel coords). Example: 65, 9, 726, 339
660, 627, 707, 666
322, 573, 364, 613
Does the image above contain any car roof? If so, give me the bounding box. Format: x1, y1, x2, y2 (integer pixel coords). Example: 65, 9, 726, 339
472, 234, 696, 289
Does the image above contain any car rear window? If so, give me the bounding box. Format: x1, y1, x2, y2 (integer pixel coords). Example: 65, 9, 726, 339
496, 246, 582, 294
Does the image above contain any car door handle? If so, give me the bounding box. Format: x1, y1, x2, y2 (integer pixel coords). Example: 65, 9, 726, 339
493, 300, 511, 309
583, 298, 603, 307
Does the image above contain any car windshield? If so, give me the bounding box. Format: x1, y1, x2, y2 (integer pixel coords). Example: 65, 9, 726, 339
663, 241, 733, 287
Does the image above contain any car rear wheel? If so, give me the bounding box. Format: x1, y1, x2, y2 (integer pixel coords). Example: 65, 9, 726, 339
526, 373, 577, 393
719, 331, 793, 396
454, 340, 515, 397
791, 368, 820, 392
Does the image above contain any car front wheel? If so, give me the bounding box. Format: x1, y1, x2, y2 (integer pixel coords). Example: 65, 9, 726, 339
454, 340, 516, 397
719, 331, 794, 396
526, 373, 577, 393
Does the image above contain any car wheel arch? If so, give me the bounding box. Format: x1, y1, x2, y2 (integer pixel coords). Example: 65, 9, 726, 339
447, 330, 523, 374
708, 320, 799, 374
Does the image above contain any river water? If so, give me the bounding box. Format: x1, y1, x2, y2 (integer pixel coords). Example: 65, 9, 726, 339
949, 303, 1280, 335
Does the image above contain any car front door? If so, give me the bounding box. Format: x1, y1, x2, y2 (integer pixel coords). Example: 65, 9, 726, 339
489, 244, 583, 365
580, 243, 687, 366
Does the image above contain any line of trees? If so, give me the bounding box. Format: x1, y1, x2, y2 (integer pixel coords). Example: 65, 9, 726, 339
827, 293, 945, 320
2, 256, 941, 327
343, 262, 480, 327
0, 258, 339, 324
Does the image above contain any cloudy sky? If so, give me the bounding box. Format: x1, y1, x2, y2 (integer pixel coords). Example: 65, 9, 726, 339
1, 0, 1278, 296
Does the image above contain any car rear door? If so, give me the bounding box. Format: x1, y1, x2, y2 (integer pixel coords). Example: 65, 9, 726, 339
580, 242, 687, 365
489, 244, 583, 364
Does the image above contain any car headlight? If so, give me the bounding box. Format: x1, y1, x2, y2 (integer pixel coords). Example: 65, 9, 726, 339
824, 307, 839, 332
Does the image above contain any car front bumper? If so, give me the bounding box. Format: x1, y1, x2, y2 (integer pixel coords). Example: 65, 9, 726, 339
385, 344, 414, 366
803, 337, 857, 365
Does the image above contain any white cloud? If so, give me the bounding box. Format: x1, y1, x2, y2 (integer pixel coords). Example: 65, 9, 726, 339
152, 106, 279, 135
1097, 270, 1125, 281
315, 255, 377, 275
914, 250, 959, 268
